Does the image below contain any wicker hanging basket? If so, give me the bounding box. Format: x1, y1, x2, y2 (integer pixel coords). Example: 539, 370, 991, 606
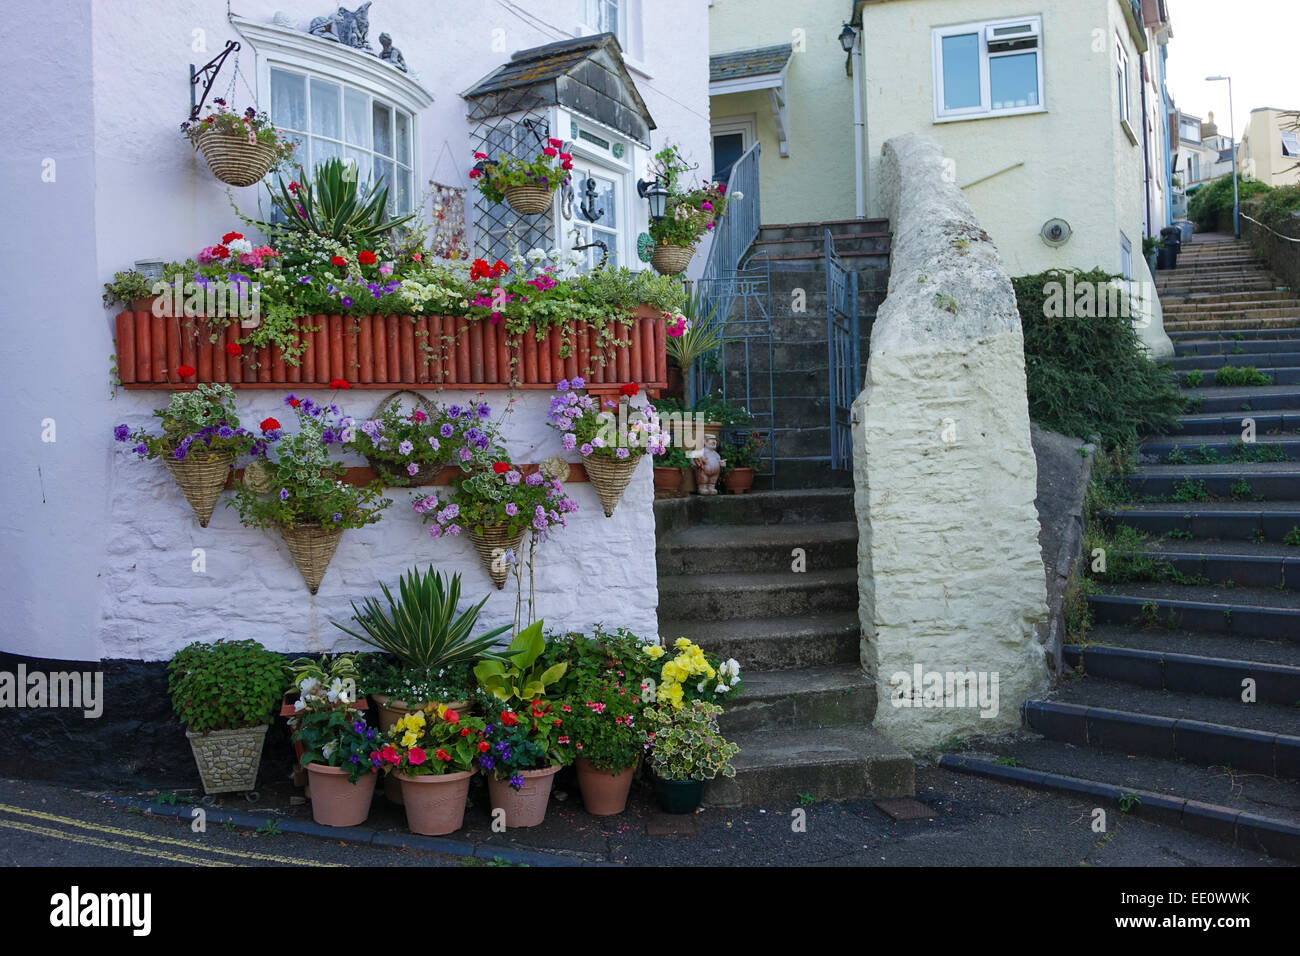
651, 243, 696, 276
195, 129, 280, 187
467, 525, 527, 590
278, 523, 344, 594
582, 453, 642, 517
163, 448, 235, 527
504, 185, 555, 216
364, 390, 445, 487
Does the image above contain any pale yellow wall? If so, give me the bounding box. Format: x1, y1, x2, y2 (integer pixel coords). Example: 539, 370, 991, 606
1242, 109, 1300, 188
708, 0, 859, 224
861, 0, 1148, 278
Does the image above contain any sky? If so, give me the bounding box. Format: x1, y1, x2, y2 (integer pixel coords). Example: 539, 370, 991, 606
1164, 0, 1300, 140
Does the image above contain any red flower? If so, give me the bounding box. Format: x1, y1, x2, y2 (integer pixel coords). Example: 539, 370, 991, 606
435, 749, 451, 762
259, 417, 281, 432
177, 365, 196, 377
288, 181, 300, 193
443, 709, 459, 723
492, 461, 510, 474
468, 168, 482, 179
380, 745, 400, 766
329, 378, 350, 390
358, 250, 377, 265
221, 232, 244, 244
620, 383, 639, 397
213, 244, 230, 259
548, 138, 563, 148
542, 146, 558, 158
460, 727, 471, 737
561, 704, 572, 713
499, 710, 519, 727
474, 151, 487, 160
330, 255, 346, 266
558, 152, 572, 162
225, 342, 242, 356
491, 259, 509, 277
477, 740, 490, 752
553, 719, 562, 726
288, 397, 302, 408
469, 258, 492, 281
408, 747, 427, 766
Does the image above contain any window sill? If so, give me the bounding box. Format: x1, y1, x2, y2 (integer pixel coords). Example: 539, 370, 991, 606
932, 106, 1047, 124
1121, 118, 1139, 146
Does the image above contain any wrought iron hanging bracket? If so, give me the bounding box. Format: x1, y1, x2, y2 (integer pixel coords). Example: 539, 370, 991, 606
189, 40, 241, 120
572, 240, 609, 270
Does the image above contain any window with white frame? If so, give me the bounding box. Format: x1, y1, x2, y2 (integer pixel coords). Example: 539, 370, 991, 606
1115, 36, 1130, 124
932, 17, 1044, 121
581, 0, 643, 61
269, 66, 415, 215
1282, 130, 1300, 158
1120, 232, 1133, 282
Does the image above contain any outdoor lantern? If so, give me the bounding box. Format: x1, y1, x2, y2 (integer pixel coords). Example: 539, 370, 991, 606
638, 178, 669, 221
838, 23, 857, 53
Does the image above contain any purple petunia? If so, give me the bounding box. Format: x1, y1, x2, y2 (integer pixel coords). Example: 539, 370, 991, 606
458, 447, 472, 462
173, 445, 188, 461
321, 428, 337, 444
556, 379, 569, 392
505, 502, 518, 517
341, 296, 354, 308
616, 446, 630, 460
440, 423, 454, 438
279, 488, 290, 501
407, 463, 419, 476
114, 424, 130, 442
448, 404, 461, 418
525, 472, 543, 486
217, 426, 235, 439
477, 403, 491, 418
561, 433, 576, 451
133, 443, 148, 456
398, 440, 414, 456
505, 470, 521, 486
427, 437, 440, 451
580, 443, 593, 456
570, 376, 585, 389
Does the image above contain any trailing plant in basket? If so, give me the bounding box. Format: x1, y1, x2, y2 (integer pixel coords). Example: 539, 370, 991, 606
114, 384, 269, 462
548, 380, 668, 461
470, 139, 573, 204
345, 396, 505, 482
643, 700, 739, 782
180, 99, 297, 175
229, 393, 391, 530
167, 639, 285, 733
413, 460, 577, 539
645, 143, 738, 248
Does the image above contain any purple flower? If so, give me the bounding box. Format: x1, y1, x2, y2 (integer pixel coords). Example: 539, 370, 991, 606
352, 721, 366, 734
458, 447, 472, 462
438, 503, 460, 521
561, 433, 576, 451
326, 283, 338, 295
341, 296, 354, 308
448, 405, 461, 418
173, 446, 188, 462
217, 426, 235, 439
505, 470, 521, 486
427, 437, 440, 451
478, 755, 495, 771
279, 488, 290, 501
333, 512, 343, 522
446, 524, 461, 537
133, 443, 148, 456
440, 423, 454, 438
616, 446, 630, 460
113, 424, 130, 442
496, 741, 510, 752
505, 502, 518, 517
298, 276, 312, 284
398, 440, 414, 456
556, 379, 569, 392
429, 525, 443, 539
407, 462, 419, 477
509, 773, 526, 790
533, 515, 548, 531
525, 472, 543, 486
580, 443, 593, 456
321, 428, 337, 444
477, 403, 491, 418
570, 376, 585, 389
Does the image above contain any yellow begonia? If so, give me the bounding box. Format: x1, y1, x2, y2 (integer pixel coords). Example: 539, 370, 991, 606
401, 731, 418, 748
643, 644, 665, 660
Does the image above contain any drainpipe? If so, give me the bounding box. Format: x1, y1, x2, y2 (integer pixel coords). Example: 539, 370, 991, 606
852, 31, 865, 218
1141, 54, 1152, 236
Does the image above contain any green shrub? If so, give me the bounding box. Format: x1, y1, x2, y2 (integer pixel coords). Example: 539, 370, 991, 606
1214, 366, 1273, 387
1255, 185, 1300, 231
167, 639, 285, 733
1013, 268, 1183, 449
1188, 174, 1272, 231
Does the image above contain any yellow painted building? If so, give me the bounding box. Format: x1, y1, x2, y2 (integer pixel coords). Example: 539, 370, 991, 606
1241, 108, 1300, 188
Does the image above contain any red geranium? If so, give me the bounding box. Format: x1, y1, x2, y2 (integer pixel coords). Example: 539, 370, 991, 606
491, 259, 509, 277
619, 383, 639, 397
358, 250, 377, 265
287, 397, 302, 408
329, 378, 350, 390
330, 255, 346, 266
259, 417, 281, 432
469, 258, 492, 281
542, 146, 558, 158
213, 244, 230, 259
548, 138, 563, 148
492, 461, 510, 474
407, 747, 427, 766
221, 232, 244, 244
477, 740, 490, 753
468, 168, 482, 179
474, 151, 487, 160
499, 710, 519, 727
177, 365, 196, 377
225, 343, 242, 356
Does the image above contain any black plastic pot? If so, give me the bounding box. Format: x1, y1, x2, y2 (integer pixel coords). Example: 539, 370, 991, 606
653, 776, 706, 814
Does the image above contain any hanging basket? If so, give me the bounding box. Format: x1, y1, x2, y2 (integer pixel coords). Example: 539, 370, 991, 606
582, 453, 642, 517
195, 129, 280, 187
467, 525, 526, 590
364, 390, 445, 487
278, 523, 344, 594
163, 448, 235, 527
651, 244, 696, 276
504, 185, 554, 216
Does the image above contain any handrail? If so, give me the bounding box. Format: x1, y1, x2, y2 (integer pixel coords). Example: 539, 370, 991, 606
1240, 213, 1300, 244
700, 141, 762, 284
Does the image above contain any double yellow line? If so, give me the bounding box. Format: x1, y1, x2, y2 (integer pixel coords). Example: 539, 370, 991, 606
0, 802, 340, 867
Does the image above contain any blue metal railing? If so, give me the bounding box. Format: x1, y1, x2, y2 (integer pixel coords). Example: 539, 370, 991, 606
696, 141, 762, 335
825, 229, 859, 470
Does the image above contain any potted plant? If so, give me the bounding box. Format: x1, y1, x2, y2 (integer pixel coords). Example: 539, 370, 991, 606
181, 99, 297, 188
167, 639, 284, 795
643, 700, 739, 814
641, 637, 742, 710
413, 461, 577, 587
720, 431, 767, 494
663, 286, 724, 410
346, 393, 504, 486
548, 381, 667, 517
115, 384, 271, 527
291, 692, 381, 827
229, 394, 391, 593
378, 703, 487, 835
653, 444, 689, 497
281, 654, 366, 787
471, 140, 573, 216
103, 268, 160, 313
646, 144, 736, 275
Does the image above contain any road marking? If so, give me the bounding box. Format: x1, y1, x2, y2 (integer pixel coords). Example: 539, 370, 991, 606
0, 803, 339, 867
0, 819, 231, 866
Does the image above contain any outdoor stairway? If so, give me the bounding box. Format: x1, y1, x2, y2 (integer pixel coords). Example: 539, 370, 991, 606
724, 220, 890, 490
942, 234, 1300, 862
653, 488, 914, 806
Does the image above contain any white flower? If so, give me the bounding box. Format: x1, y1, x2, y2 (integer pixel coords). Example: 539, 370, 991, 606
293, 697, 306, 712
298, 676, 321, 697
322, 742, 336, 760
326, 677, 344, 703
697, 681, 706, 692
731, 191, 745, 200
715, 684, 728, 693
526, 248, 548, 262
228, 238, 253, 255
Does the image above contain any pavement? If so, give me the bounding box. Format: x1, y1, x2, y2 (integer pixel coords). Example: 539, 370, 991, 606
0, 761, 1292, 867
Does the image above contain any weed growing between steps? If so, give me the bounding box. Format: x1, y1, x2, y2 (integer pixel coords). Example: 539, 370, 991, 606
1213, 366, 1273, 387
1014, 269, 1183, 449
1164, 441, 1293, 464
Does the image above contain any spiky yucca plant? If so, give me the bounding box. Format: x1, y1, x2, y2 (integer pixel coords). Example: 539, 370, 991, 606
259, 157, 415, 248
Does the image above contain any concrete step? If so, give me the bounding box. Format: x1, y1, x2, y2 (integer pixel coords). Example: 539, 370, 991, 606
1101, 501, 1300, 542
656, 520, 857, 574
718, 664, 875, 734
761, 458, 855, 491
1086, 582, 1300, 639
654, 488, 854, 528
705, 723, 914, 806
656, 568, 859, 620
1163, 291, 1299, 308
1166, 319, 1300, 334
939, 744, 1300, 861
1175, 337, 1300, 356
1183, 387, 1300, 413
1171, 351, 1300, 370
1064, 643, 1300, 705
1139, 435, 1300, 460
1170, 327, 1300, 341
752, 232, 891, 259
1171, 411, 1300, 434
1127, 467, 1300, 497
1076, 623, 1300, 667
661, 611, 861, 669
1165, 308, 1300, 325
757, 217, 891, 241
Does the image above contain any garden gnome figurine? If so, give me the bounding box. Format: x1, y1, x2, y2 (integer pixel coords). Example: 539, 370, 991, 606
693, 434, 726, 495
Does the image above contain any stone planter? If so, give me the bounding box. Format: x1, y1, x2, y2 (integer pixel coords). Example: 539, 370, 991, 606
305, 763, 376, 827
185, 724, 268, 795
486, 764, 562, 828
396, 769, 475, 835
575, 758, 637, 816
722, 467, 756, 494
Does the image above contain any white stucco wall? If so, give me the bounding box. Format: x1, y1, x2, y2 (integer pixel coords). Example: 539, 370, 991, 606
3, 0, 707, 663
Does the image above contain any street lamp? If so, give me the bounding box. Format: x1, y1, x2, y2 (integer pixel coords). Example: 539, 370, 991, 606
839, 24, 858, 77
1206, 74, 1239, 238
637, 178, 669, 221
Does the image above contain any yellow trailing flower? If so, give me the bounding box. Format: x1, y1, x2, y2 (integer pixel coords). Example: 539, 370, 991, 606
642, 643, 665, 660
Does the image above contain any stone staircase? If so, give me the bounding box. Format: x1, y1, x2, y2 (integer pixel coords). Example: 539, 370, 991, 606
654, 488, 914, 806
941, 234, 1300, 862
720, 219, 890, 489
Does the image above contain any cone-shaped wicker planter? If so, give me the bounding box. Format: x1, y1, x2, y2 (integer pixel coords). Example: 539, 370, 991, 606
651, 243, 696, 276
164, 448, 235, 527
278, 523, 344, 594
503, 185, 554, 216
467, 525, 527, 590
582, 453, 642, 517
195, 129, 279, 187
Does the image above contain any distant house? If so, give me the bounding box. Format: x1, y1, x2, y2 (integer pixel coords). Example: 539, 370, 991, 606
1240, 107, 1300, 187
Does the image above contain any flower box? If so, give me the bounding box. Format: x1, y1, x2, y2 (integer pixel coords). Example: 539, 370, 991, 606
113, 305, 668, 393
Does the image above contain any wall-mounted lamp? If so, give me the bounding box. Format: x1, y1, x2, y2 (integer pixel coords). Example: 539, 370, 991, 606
839, 24, 858, 77
637, 178, 669, 221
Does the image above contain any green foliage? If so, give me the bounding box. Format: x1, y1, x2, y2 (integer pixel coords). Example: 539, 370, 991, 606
1214, 365, 1273, 387
719, 430, 767, 470
260, 157, 415, 247
643, 700, 739, 781
1230, 478, 1256, 500
333, 566, 510, 671
1183, 369, 1203, 388
1188, 174, 1272, 231
645, 144, 731, 247
284, 653, 362, 696
473, 141, 569, 204
359, 658, 475, 704
1255, 184, 1300, 231
102, 269, 156, 308
116, 383, 262, 461
655, 445, 690, 468
291, 702, 377, 782
572, 266, 685, 315
1285, 527, 1300, 547
473, 621, 568, 704
167, 639, 284, 733
1014, 268, 1183, 449
1169, 478, 1210, 502
664, 283, 725, 373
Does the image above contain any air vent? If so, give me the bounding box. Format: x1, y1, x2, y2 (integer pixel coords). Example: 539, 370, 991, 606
986, 21, 1040, 53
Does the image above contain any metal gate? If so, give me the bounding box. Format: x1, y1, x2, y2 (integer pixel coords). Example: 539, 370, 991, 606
825, 229, 859, 470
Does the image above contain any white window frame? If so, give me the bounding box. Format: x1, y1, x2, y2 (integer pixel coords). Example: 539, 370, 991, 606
554, 107, 643, 272
710, 115, 756, 180
578, 0, 648, 73
1115, 36, 1130, 123
931, 16, 1045, 123
1282, 130, 1300, 158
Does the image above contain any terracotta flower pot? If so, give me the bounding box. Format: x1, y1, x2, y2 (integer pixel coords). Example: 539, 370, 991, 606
653, 465, 683, 497
575, 758, 637, 816
396, 769, 476, 835
305, 763, 376, 827
722, 467, 756, 494
371, 694, 470, 806
486, 764, 562, 828
653, 775, 706, 815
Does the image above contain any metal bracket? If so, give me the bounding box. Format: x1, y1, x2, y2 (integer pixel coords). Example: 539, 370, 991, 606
189, 40, 240, 120
572, 239, 609, 270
